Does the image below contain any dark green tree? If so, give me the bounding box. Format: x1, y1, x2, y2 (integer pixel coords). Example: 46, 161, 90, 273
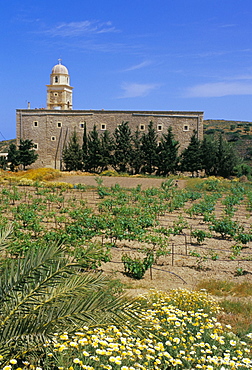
157, 126, 179, 176
141, 121, 158, 174
62, 130, 83, 171
7, 143, 20, 172
86, 125, 102, 172
130, 128, 144, 174
18, 140, 38, 170
200, 137, 218, 176
180, 131, 202, 177
215, 134, 240, 177
113, 121, 132, 173
0, 156, 8, 170
82, 122, 88, 171
100, 130, 114, 172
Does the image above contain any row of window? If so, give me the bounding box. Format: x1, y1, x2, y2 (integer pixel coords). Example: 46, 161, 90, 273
32, 134, 184, 151
33, 121, 190, 132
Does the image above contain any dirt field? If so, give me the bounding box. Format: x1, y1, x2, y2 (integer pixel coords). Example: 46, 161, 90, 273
56, 174, 252, 296
58, 174, 185, 189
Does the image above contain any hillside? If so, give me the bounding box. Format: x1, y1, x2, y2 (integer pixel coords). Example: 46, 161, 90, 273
0, 138, 15, 153
204, 119, 252, 163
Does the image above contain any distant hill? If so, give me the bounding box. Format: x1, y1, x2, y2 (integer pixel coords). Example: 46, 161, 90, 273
0, 139, 16, 153
204, 119, 252, 165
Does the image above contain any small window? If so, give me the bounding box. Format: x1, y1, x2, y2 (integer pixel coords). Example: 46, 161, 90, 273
139, 124, 145, 131
55, 76, 58, 83
33, 121, 38, 127
33, 143, 38, 150
80, 123, 84, 128
57, 122, 62, 128
157, 124, 163, 132
51, 136, 56, 141
54, 93, 58, 97
183, 125, 189, 132
101, 123, 106, 130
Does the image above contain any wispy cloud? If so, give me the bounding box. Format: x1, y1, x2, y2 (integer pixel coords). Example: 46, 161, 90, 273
119, 82, 160, 98
123, 60, 152, 72
185, 81, 252, 98
218, 23, 236, 28
44, 20, 118, 37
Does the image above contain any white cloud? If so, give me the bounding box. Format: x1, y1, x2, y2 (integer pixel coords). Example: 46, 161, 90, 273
119, 82, 159, 98
185, 81, 252, 98
44, 20, 118, 37
123, 60, 152, 72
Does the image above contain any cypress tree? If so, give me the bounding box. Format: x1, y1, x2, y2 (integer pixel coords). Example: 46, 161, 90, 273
82, 122, 88, 171
0, 156, 7, 170
62, 130, 82, 171
86, 125, 102, 172
100, 130, 114, 172
18, 139, 38, 170
157, 126, 179, 176
200, 137, 218, 176
141, 121, 158, 174
113, 121, 132, 173
215, 134, 239, 177
180, 131, 202, 177
130, 128, 144, 174
7, 143, 20, 171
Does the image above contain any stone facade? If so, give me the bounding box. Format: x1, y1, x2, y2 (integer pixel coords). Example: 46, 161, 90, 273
16, 109, 204, 169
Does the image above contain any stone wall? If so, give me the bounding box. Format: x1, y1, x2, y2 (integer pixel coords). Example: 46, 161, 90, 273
16, 109, 204, 169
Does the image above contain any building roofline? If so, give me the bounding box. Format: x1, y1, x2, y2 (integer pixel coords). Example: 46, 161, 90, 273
16, 109, 204, 115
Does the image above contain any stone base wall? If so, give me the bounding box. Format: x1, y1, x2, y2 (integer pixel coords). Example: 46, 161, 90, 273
16, 109, 204, 169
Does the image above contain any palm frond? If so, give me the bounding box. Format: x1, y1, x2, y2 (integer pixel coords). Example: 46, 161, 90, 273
0, 227, 143, 364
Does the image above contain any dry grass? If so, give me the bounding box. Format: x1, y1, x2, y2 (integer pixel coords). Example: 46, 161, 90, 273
196, 279, 252, 338
196, 280, 252, 297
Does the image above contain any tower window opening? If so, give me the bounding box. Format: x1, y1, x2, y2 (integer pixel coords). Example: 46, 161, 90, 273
57, 122, 62, 128
183, 125, 189, 131
101, 123, 106, 130
54, 93, 58, 97
33, 143, 38, 150
55, 76, 58, 83
157, 124, 163, 132
51, 136, 56, 141
80, 123, 84, 128
139, 124, 145, 131
33, 121, 38, 127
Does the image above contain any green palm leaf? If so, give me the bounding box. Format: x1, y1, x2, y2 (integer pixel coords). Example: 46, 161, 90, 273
0, 226, 141, 364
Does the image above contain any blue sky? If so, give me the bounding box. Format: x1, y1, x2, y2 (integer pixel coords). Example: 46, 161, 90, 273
1, 0, 252, 140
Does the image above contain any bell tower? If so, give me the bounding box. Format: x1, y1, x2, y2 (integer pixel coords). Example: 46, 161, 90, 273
46, 59, 73, 110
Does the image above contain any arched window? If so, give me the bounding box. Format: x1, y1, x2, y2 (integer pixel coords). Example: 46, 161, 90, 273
55, 76, 58, 83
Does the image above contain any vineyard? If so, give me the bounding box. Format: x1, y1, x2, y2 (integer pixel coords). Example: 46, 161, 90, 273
0, 174, 252, 291
1, 171, 252, 369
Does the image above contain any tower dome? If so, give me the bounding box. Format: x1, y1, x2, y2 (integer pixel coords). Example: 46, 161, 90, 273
46, 60, 73, 110
52, 61, 69, 75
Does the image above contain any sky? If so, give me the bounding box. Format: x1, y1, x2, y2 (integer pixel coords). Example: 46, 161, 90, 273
1, 0, 252, 140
